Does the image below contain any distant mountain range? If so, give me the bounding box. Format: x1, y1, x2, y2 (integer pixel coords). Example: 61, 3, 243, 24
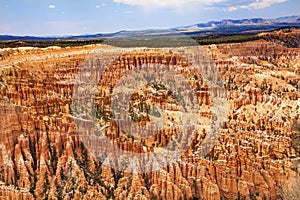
0, 16, 299, 41
175, 15, 300, 36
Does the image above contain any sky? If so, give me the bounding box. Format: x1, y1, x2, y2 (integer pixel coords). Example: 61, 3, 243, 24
0, 0, 299, 36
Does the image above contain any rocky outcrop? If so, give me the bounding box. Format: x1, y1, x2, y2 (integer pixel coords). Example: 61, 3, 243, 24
0, 29, 299, 200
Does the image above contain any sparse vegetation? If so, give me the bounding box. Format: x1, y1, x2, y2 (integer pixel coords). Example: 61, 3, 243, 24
0, 39, 104, 48
194, 34, 260, 45
0, 33, 262, 48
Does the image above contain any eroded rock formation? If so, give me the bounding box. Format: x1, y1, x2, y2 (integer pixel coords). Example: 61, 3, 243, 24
0, 29, 299, 200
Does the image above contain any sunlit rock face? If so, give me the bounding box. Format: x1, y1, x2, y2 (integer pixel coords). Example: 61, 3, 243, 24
0, 29, 299, 200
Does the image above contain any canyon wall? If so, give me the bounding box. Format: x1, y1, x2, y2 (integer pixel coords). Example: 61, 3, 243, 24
0, 30, 299, 200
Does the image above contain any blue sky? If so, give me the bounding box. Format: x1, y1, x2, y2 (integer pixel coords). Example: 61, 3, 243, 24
0, 0, 299, 36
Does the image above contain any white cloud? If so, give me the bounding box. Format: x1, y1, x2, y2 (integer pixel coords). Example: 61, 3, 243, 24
96, 3, 107, 8
226, 0, 287, 12
113, 0, 288, 11
123, 10, 133, 14
48, 5, 56, 9
113, 0, 226, 9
